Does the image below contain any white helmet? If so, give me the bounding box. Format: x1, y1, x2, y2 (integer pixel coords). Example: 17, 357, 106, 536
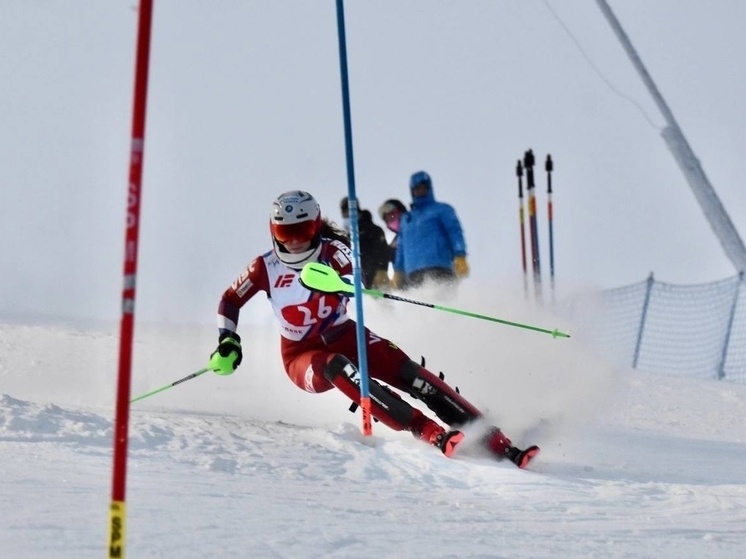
270, 191, 322, 269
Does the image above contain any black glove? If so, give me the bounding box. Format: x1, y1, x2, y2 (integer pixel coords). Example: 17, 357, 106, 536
209, 332, 243, 375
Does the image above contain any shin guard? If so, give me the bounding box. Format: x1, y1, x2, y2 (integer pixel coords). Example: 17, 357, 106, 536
400, 360, 482, 426
324, 355, 416, 432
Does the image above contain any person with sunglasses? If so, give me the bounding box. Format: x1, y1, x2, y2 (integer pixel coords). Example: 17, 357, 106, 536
377, 198, 408, 275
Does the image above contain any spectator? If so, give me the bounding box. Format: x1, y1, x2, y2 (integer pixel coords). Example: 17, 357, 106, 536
393, 171, 470, 288
340, 196, 390, 289
377, 198, 408, 269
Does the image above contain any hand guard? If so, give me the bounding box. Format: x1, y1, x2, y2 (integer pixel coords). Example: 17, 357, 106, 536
209, 332, 242, 376
453, 255, 470, 278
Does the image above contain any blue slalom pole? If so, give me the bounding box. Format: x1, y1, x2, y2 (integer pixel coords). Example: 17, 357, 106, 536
335, 0, 372, 435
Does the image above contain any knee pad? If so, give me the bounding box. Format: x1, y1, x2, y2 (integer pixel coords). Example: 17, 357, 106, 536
325, 354, 416, 432
400, 359, 481, 426
324, 354, 358, 383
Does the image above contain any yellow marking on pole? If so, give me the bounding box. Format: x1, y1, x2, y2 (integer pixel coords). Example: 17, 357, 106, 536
108, 501, 126, 558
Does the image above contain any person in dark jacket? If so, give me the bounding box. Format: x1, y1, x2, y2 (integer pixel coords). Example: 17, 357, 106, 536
393, 171, 470, 288
340, 196, 391, 289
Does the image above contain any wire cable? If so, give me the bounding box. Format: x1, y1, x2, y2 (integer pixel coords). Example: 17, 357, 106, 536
540, 0, 661, 131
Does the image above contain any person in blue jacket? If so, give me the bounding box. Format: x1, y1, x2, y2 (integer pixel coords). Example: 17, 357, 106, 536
393, 170, 470, 288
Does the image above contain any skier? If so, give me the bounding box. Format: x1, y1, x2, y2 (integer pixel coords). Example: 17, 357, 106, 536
208, 190, 538, 468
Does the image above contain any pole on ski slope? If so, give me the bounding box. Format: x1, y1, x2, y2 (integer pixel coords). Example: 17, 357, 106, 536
524, 149, 542, 303
108, 1, 153, 556
516, 159, 528, 298
334, 0, 372, 436
545, 154, 555, 303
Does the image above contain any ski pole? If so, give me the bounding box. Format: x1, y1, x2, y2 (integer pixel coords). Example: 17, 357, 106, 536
516, 159, 528, 298
545, 154, 556, 303
300, 262, 570, 339
524, 149, 542, 303
130, 366, 212, 403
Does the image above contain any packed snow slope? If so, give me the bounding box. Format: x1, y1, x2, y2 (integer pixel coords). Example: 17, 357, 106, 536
1, 291, 746, 559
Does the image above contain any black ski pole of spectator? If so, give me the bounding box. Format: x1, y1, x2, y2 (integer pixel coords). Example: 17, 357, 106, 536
546, 154, 555, 303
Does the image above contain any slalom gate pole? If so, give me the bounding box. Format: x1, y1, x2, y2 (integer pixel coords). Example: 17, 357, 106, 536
130, 367, 212, 404
334, 0, 372, 436
300, 263, 571, 339
524, 149, 543, 303
516, 159, 529, 298
109, 1, 153, 557
545, 154, 556, 303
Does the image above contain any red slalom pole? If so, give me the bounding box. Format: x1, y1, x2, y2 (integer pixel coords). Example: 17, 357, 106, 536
516, 159, 528, 298
109, 1, 153, 557
545, 154, 555, 303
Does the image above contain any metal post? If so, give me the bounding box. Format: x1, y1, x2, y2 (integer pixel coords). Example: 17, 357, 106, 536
717, 272, 744, 380
632, 272, 655, 369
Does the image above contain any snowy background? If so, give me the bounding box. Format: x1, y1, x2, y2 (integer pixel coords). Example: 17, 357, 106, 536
2, 1, 746, 558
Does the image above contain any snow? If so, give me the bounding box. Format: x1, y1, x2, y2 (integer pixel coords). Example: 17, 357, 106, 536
2, 297, 746, 558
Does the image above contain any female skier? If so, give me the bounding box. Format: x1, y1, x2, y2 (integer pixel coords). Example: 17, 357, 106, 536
208, 190, 538, 467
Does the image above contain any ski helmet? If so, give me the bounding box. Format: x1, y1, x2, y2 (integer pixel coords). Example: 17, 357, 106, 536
270, 190, 322, 269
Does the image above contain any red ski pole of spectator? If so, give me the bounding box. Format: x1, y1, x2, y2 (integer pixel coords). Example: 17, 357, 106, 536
545, 154, 555, 302
516, 159, 528, 297
524, 149, 542, 302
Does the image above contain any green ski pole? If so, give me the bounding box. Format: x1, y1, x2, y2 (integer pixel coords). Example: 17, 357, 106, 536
130, 366, 212, 404
300, 262, 570, 339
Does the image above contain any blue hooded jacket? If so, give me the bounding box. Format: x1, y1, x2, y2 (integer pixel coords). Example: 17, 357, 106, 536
394, 172, 467, 276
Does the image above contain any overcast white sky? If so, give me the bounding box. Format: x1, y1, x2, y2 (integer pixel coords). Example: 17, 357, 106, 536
2, 1, 745, 324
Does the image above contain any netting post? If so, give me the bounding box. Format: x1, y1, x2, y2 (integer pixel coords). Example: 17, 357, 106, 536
717, 272, 744, 380
632, 272, 655, 369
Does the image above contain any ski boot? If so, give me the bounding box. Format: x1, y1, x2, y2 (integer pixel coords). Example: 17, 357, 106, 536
415, 419, 465, 458
484, 427, 540, 469
507, 445, 540, 469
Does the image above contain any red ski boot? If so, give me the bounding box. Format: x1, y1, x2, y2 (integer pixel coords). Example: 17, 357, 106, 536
485, 427, 540, 469
507, 445, 540, 469
415, 419, 465, 458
